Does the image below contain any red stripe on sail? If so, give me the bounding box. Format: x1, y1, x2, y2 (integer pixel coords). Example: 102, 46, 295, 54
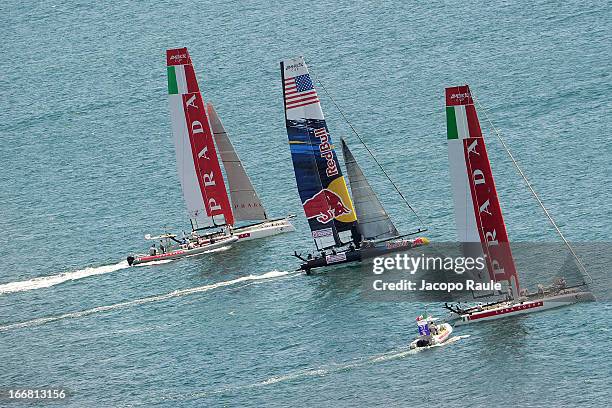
167, 47, 192, 66
286, 97, 320, 109
182, 92, 234, 225
463, 140, 490, 275
184, 64, 200, 94
445, 85, 474, 106
465, 105, 482, 138
286, 90, 317, 101
463, 137, 519, 290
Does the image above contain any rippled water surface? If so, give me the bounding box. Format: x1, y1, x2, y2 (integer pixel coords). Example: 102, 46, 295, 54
0, 0, 610, 406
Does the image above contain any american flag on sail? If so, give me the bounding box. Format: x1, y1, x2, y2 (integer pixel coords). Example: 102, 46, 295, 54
284, 74, 319, 109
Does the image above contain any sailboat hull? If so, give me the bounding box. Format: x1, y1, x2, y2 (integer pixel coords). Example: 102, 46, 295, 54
299, 238, 428, 273
127, 236, 238, 266
451, 290, 595, 325
233, 216, 295, 242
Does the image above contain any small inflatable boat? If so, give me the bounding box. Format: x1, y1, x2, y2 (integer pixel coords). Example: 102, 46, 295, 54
410, 317, 453, 349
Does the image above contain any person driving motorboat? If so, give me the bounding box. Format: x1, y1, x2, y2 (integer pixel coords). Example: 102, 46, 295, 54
428, 319, 438, 335
411, 315, 453, 349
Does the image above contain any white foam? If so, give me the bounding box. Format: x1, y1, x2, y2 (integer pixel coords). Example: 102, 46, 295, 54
134, 259, 173, 267
0, 261, 130, 295
254, 335, 471, 386
0, 270, 293, 332
404, 334, 471, 354
158, 333, 470, 402
203, 245, 231, 253
258, 368, 328, 386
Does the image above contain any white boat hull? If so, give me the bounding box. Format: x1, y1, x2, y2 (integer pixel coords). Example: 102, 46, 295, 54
410, 323, 453, 349
453, 291, 595, 325
128, 236, 238, 266
233, 217, 295, 242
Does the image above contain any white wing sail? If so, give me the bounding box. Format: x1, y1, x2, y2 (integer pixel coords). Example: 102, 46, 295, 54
207, 103, 267, 222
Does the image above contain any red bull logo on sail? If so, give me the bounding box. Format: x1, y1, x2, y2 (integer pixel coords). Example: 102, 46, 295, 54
303, 189, 352, 224
313, 128, 338, 177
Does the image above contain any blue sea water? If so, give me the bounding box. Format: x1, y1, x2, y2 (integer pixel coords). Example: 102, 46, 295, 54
0, 0, 610, 406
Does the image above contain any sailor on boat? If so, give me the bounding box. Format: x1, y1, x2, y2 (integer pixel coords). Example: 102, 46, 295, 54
410, 315, 453, 349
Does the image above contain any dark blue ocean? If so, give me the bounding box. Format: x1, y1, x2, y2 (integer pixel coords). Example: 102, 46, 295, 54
1, 0, 610, 406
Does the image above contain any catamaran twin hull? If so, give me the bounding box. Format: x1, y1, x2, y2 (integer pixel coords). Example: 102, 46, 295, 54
232, 216, 295, 241
127, 235, 238, 266
451, 290, 595, 325
299, 238, 428, 273
128, 217, 295, 266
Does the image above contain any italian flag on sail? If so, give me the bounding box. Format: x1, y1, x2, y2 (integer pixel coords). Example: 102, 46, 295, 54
166, 48, 199, 95
446, 88, 481, 140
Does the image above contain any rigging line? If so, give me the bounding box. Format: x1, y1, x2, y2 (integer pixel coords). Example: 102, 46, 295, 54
473, 94, 593, 285
308, 66, 426, 229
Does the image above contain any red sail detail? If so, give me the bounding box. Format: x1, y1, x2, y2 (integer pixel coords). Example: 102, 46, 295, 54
465, 105, 482, 138
167, 47, 192, 66
445, 85, 474, 106
463, 137, 519, 290
182, 92, 234, 225
184, 64, 200, 93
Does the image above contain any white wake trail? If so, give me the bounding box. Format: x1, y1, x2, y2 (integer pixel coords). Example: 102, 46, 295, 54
256, 335, 471, 387
163, 334, 470, 402
0, 270, 294, 332
134, 259, 173, 267
0, 261, 130, 295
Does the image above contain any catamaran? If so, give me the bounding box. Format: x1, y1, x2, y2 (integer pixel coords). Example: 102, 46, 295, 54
127, 48, 294, 266
442, 85, 595, 324
127, 232, 237, 266
280, 56, 428, 274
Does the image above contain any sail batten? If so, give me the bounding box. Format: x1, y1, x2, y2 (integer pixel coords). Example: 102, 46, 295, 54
207, 103, 267, 222
341, 139, 399, 240
281, 57, 358, 250
166, 48, 234, 229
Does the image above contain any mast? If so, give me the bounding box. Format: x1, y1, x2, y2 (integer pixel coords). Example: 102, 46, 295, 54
207, 103, 267, 222
166, 48, 234, 230
445, 85, 520, 293
280, 56, 358, 250
341, 138, 399, 240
